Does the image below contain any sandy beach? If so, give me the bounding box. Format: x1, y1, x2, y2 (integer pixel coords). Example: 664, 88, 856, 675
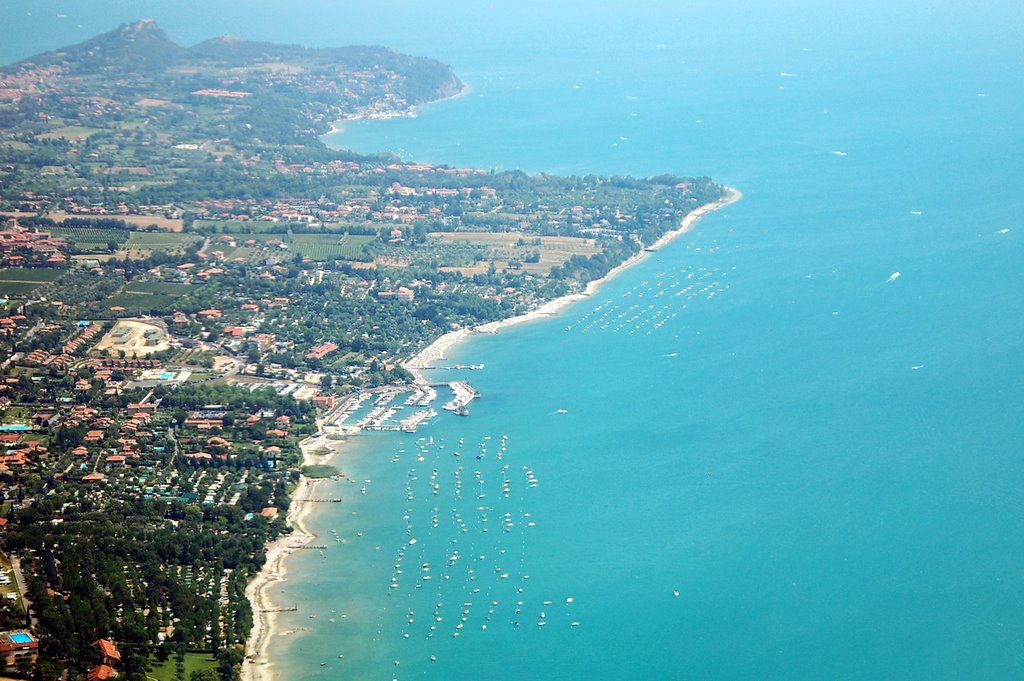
241, 187, 740, 680
241, 435, 339, 681
402, 187, 742, 379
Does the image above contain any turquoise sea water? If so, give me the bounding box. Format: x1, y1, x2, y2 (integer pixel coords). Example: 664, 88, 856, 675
4, 2, 1023, 679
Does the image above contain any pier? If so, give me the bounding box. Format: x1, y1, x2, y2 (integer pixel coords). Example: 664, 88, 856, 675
443, 380, 480, 413
259, 605, 298, 613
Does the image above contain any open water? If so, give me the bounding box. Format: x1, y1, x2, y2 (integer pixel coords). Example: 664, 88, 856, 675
4, 1, 1023, 679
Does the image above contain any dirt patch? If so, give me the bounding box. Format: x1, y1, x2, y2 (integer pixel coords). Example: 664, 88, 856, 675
94, 320, 171, 358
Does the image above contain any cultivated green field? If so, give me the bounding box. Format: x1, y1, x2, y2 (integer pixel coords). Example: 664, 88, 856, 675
193, 219, 291, 233
0, 281, 48, 296
226, 233, 376, 261
123, 281, 194, 296
104, 292, 180, 311
206, 244, 255, 261
124, 231, 202, 253
0, 269, 63, 296
36, 125, 104, 141
49, 227, 199, 256
51, 227, 130, 252
0, 268, 63, 282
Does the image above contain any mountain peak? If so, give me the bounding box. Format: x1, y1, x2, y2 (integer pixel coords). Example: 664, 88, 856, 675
107, 19, 174, 47
26, 19, 186, 73
125, 18, 160, 34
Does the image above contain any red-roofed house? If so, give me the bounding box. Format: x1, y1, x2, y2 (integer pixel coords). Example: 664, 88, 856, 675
94, 639, 121, 666
86, 664, 116, 681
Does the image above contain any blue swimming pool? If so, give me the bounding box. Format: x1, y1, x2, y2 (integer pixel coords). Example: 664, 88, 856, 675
9, 633, 32, 644
0, 424, 29, 432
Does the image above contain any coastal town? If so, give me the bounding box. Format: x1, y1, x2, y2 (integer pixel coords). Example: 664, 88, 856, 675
0, 20, 726, 681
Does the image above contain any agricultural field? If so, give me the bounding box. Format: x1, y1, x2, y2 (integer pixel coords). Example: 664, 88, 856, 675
48, 212, 185, 232
205, 244, 255, 261
123, 231, 201, 256
0, 268, 63, 282
236, 232, 375, 261
193, 219, 290, 234
51, 226, 129, 253
105, 282, 194, 313
103, 293, 180, 312
0, 268, 63, 296
432, 232, 601, 275
35, 125, 104, 141
122, 281, 194, 296
0, 281, 48, 296
51, 226, 198, 256
289, 233, 375, 260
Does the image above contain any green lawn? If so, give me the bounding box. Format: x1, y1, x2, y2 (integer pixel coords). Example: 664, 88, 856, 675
149, 651, 219, 681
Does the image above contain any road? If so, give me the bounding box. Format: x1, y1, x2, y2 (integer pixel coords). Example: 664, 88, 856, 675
10, 556, 37, 628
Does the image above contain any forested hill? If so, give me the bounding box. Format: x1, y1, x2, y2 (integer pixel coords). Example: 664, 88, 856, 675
0, 19, 462, 144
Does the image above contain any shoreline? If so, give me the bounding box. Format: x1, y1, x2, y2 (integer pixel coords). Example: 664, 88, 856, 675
323, 81, 472, 138
403, 186, 742, 382
240, 185, 740, 680
240, 433, 340, 681
243, 81, 476, 681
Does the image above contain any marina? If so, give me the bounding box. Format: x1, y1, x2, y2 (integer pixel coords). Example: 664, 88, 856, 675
320, 382, 479, 434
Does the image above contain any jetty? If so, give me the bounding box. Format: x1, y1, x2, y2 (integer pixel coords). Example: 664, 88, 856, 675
258, 605, 298, 613
400, 408, 437, 433
443, 380, 480, 413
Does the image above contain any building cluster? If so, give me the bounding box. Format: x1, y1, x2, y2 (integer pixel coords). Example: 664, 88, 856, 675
0, 220, 70, 267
